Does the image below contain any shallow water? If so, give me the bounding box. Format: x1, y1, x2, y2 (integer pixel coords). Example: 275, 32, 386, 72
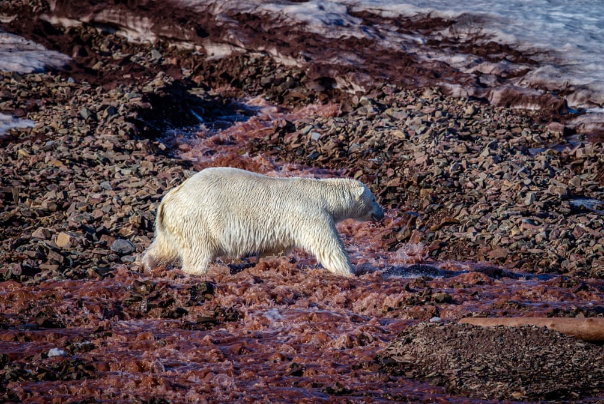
2, 256, 602, 402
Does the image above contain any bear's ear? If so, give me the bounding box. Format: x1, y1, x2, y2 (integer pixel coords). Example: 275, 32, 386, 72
354, 186, 365, 198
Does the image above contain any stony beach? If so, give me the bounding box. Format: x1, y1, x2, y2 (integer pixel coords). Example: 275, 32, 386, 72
2, 1, 604, 402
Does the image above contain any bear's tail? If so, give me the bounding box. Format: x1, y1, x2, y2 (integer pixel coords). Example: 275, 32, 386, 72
141, 184, 183, 271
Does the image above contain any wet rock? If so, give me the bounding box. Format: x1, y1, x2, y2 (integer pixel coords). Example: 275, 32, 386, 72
18, 323, 40, 331
189, 281, 215, 304
322, 382, 352, 395
55, 232, 75, 248
286, 362, 305, 377
131, 280, 154, 295
91, 266, 113, 278
48, 348, 67, 357
432, 292, 452, 304
110, 239, 136, 254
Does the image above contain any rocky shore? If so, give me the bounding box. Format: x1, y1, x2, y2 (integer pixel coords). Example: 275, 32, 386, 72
251, 86, 604, 276
2, 1, 604, 403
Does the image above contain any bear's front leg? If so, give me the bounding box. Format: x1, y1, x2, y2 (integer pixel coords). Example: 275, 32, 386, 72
300, 219, 354, 277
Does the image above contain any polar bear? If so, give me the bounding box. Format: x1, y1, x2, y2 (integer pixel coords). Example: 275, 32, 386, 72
141, 167, 384, 277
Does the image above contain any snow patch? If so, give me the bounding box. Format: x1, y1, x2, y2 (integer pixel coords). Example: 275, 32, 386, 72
0, 113, 35, 136
0, 30, 71, 74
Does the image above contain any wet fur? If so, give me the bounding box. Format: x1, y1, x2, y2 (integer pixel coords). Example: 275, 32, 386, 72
142, 167, 383, 277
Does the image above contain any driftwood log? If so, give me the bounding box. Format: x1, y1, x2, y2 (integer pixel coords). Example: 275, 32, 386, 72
459, 317, 604, 343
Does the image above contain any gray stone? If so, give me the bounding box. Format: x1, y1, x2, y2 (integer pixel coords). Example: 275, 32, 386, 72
100, 181, 113, 190
110, 239, 136, 255
151, 49, 162, 60
48, 348, 67, 357
310, 132, 322, 141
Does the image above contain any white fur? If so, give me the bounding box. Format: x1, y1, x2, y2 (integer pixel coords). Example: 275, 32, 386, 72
141, 167, 384, 277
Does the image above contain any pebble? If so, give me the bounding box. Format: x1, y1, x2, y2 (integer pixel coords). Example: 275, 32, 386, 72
251, 86, 604, 276
151, 49, 162, 60
55, 232, 74, 248
1, 21, 603, 281
110, 239, 136, 255
48, 348, 67, 358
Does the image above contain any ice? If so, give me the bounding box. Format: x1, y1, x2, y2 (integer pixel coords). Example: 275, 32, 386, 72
0, 112, 35, 136
342, 0, 604, 108
0, 30, 70, 74
259, 1, 363, 37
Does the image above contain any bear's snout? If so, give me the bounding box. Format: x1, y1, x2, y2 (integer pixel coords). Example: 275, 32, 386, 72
371, 207, 384, 222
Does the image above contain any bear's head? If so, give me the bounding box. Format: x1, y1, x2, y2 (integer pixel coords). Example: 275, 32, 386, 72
351, 183, 384, 222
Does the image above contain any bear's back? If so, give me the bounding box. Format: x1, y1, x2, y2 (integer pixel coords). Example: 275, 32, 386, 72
180, 168, 313, 256
174, 167, 323, 216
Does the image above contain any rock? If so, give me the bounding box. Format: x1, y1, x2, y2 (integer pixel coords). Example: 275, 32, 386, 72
69, 213, 94, 224
80, 107, 91, 120
47, 250, 65, 264
120, 255, 136, 263
548, 184, 568, 198
111, 239, 136, 255
48, 348, 67, 357
55, 232, 74, 248
151, 49, 162, 60
100, 181, 113, 190
432, 292, 452, 304
546, 122, 564, 133
310, 132, 322, 141
32, 227, 50, 239
524, 192, 536, 205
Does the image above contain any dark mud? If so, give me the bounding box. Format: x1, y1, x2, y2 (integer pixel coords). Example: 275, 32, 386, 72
379, 322, 604, 401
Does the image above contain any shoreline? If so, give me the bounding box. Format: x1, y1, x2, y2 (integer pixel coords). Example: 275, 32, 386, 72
3, 0, 603, 131
1, 2, 604, 402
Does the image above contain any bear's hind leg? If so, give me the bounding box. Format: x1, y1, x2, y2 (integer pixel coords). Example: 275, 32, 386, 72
180, 248, 214, 276
141, 235, 180, 271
